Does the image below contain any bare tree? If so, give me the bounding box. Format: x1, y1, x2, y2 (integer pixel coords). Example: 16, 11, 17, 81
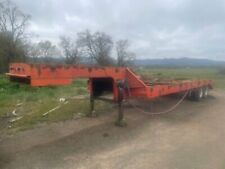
77, 30, 114, 66
38, 41, 53, 57
0, 0, 30, 72
59, 36, 80, 64
116, 40, 136, 66
37, 40, 60, 63
26, 40, 61, 63
0, 0, 30, 43
26, 42, 40, 63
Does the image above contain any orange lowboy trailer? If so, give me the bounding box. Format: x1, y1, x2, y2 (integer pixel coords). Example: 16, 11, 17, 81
6, 63, 213, 126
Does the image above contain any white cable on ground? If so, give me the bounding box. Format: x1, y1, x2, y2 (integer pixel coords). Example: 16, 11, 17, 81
42, 105, 61, 116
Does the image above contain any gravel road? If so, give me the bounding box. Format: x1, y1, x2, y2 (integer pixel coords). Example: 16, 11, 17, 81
0, 90, 225, 169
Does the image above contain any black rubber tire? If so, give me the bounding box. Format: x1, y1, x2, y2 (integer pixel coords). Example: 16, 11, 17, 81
203, 86, 209, 99
192, 88, 203, 101
186, 90, 194, 100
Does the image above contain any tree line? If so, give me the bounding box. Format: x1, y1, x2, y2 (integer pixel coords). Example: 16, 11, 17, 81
0, 0, 135, 73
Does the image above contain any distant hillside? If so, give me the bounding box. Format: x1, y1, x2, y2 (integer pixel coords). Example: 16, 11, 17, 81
134, 58, 225, 67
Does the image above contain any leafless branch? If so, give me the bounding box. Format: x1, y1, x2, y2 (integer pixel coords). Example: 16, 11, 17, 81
76, 30, 114, 66
116, 39, 136, 66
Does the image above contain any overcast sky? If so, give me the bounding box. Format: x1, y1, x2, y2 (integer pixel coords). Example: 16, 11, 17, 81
12, 0, 225, 60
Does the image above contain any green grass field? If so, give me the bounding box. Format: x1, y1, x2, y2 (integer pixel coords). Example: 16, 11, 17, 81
136, 67, 225, 89
0, 67, 224, 132
0, 77, 112, 132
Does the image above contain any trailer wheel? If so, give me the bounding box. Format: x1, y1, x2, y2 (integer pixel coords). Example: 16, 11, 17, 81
203, 86, 209, 98
187, 90, 193, 100
192, 88, 203, 101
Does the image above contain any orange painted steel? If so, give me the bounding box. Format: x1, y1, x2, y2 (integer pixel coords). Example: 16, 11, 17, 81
6, 63, 213, 101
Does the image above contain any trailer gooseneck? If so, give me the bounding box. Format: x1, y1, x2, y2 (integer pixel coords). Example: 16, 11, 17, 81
7, 63, 213, 126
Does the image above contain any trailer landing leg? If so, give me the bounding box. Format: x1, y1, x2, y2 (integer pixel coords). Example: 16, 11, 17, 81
115, 85, 126, 127
89, 94, 97, 117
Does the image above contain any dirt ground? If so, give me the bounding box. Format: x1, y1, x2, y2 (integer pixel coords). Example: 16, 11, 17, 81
0, 90, 225, 169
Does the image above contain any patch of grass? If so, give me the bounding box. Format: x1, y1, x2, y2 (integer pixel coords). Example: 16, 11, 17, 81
10, 99, 113, 131
136, 67, 225, 90
0, 76, 107, 132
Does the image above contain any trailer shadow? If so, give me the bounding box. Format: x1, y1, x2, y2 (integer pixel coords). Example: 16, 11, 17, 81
0, 152, 12, 169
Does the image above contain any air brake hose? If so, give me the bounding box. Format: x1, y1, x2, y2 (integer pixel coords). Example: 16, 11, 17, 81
124, 78, 189, 115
